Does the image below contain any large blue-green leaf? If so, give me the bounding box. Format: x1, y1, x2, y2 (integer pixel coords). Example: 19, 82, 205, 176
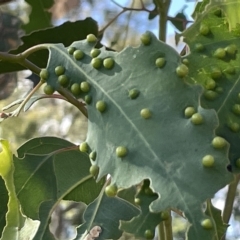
42, 31, 233, 238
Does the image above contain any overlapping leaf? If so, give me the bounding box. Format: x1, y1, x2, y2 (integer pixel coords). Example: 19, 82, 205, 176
0, 18, 98, 74
75, 192, 139, 240
182, 5, 240, 172
43, 31, 233, 238
13, 137, 104, 240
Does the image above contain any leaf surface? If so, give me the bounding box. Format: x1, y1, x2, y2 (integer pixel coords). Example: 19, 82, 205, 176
43, 32, 233, 239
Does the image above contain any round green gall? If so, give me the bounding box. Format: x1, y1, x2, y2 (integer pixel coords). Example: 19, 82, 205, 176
215, 87, 223, 94
58, 75, 69, 87
85, 95, 92, 104
191, 113, 203, 125
204, 90, 218, 101
44, 84, 55, 95
89, 165, 99, 177
199, 23, 210, 36
129, 89, 140, 99
96, 100, 107, 112
71, 83, 81, 95
116, 146, 127, 158
229, 122, 240, 132
232, 104, 240, 115
89, 151, 96, 161
55, 66, 65, 76
144, 229, 154, 239
103, 58, 114, 69
140, 108, 151, 119
80, 81, 90, 92
155, 57, 166, 68
236, 158, 240, 168
40, 69, 49, 82
225, 44, 237, 56
202, 155, 215, 167
176, 64, 189, 78
225, 65, 235, 75
182, 58, 189, 65
161, 211, 169, 220
68, 46, 76, 55
91, 58, 102, 69
90, 48, 101, 58
134, 198, 141, 205
201, 219, 213, 230
79, 142, 88, 153
210, 67, 222, 80
184, 107, 196, 118
105, 184, 118, 197
213, 48, 226, 59
195, 43, 205, 52
212, 136, 226, 149
86, 34, 97, 43
140, 32, 151, 45
205, 79, 216, 90
73, 50, 84, 60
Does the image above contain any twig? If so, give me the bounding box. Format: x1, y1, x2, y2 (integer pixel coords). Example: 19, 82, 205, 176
164, 210, 173, 240
57, 87, 88, 118
158, 222, 165, 240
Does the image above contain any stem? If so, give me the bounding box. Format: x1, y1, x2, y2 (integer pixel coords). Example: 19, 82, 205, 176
223, 174, 240, 224
155, 0, 171, 42
57, 87, 88, 118
164, 210, 173, 240
158, 222, 165, 240
13, 81, 43, 116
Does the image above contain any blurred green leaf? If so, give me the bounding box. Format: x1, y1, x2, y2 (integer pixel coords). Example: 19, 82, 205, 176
0, 18, 98, 74
13, 137, 104, 240
169, 11, 187, 32
22, 0, 54, 33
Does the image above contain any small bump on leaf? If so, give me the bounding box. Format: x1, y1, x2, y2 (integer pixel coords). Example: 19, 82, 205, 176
182, 58, 189, 65
191, 113, 203, 125
96, 100, 107, 112
201, 219, 213, 230
91, 58, 102, 69
85, 95, 92, 104
140, 108, 151, 119
199, 23, 210, 36
161, 211, 169, 220
86, 34, 97, 43
184, 107, 196, 118
204, 90, 218, 100
225, 44, 237, 56
213, 48, 226, 59
103, 58, 114, 69
129, 89, 140, 99
140, 32, 151, 45
236, 158, 240, 168
134, 198, 141, 205
80, 81, 90, 92
155, 58, 166, 68
229, 122, 240, 132
55, 66, 65, 76
176, 64, 189, 77
144, 229, 154, 239
116, 146, 128, 158
68, 47, 76, 55
40, 69, 49, 82
195, 43, 205, 52
232, 104, 240, 115
58, 75, 69, 87
225, 65, 236, 74
210, 67, 222, 80
71, 83, 81, 95
73, 50, 84, 60
89, 165, 99, 177
105, 184, 118, 197
44, 84, 55, 95
90, 48, 101, 58
202, 155, 215, 167
79, 142, 89, 153
89, 151, 96, 161
205, 78, 216, 90
212, 137, 226, 149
